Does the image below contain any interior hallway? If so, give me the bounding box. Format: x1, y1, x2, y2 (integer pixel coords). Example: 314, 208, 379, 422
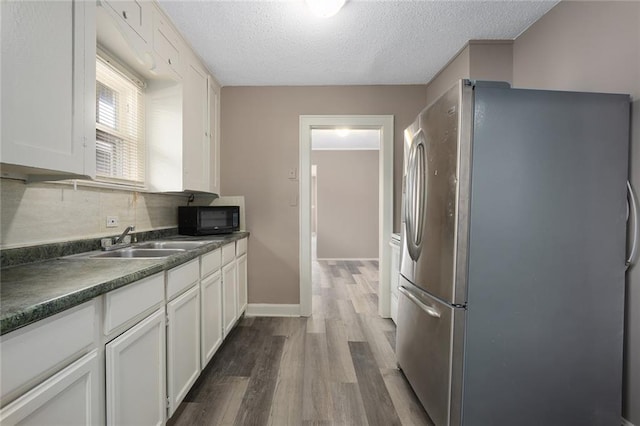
169, 260, 431, 425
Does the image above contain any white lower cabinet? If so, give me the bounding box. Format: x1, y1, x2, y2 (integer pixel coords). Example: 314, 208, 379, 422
0, 239, 249, 424
222, 260, 238, 336
200, 271, 223, 368
0, 350, 100, 426
166, 284, 201, 416
237, 253, 248, 315
105, 307, 166, 426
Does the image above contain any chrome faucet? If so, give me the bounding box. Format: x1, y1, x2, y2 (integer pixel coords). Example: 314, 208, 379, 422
115, 225, 135, 244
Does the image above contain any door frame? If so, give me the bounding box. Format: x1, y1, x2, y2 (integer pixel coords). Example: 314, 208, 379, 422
299, 115, 394, 317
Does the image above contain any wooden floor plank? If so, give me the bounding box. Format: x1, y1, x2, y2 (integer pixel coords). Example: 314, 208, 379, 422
358, 314, 398, 370
331, 382, 370, 426
269, 318, 306, 425
325, 318, 358, 383
349, 341, 402, 426
233, 335, 286, 425
168, 376, 249, 426
381, 368, 434, 426
302, 333, 333, 422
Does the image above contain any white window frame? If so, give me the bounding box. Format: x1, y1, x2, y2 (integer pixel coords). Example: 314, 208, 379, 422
95, 48, 146, 188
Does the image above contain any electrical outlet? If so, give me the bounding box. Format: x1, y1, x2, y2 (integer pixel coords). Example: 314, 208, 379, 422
106, 216, 119, 228
288, 168, 297, 180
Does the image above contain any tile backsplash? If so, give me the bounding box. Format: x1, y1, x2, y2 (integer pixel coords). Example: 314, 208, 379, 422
0, 178, 189, 249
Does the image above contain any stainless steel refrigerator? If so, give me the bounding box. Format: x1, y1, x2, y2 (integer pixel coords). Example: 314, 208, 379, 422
397, 80, 631, 426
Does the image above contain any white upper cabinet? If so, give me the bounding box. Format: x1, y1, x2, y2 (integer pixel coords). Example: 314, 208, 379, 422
147, 52, 219, 194
152, 6, 183, 78
0, 0, 96, 180
183, 55, 210, 192
209, 77, 221, 195
103, 0, 152, 44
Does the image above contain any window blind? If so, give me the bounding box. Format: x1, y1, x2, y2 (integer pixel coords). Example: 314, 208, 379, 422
95, 55, 145, 185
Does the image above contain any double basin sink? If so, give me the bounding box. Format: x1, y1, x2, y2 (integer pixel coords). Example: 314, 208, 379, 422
91, 241, 211, 259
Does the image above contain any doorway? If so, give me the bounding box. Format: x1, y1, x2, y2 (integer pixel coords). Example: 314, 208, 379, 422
299, 115, 394, 317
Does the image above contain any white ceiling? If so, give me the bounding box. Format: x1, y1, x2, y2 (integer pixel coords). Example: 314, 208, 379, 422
156, 0, 558, 87
312, 129, 381, 150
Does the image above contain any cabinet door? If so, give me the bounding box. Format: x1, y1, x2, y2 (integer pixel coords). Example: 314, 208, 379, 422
201, 271, 223, 369
105, 307, 166, 426
103, 0, 152, 43
152, 7, 182, 77
1, 300, 96, 406
237, 253, 248, 315
0, 350, 100, 425
222, 260, 237, 336
167, 285, 201, 417
183, 57, 209, 192
208, 77, 221, 194
1, 0, 95, 178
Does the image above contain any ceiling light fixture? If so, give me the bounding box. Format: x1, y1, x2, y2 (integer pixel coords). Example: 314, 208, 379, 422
305, 0, 346, 18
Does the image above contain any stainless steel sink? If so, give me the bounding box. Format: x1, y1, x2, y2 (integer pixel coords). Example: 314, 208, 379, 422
91, 248, 186, 258
133, 241, 209, 250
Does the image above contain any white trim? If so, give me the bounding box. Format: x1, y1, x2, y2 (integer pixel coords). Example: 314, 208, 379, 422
622, 417, 636, 426
245, 304, 301, 317
316, 258, 379, 261
312, 147, 380, 151
299, 115, 394, 318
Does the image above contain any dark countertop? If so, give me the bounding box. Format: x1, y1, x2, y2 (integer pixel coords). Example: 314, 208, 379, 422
0, 232, 249, 335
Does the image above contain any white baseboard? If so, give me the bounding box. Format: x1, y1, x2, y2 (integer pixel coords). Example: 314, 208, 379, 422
622, 417, 636, 426
316, 258, 379, 261
245, 304, 300, 317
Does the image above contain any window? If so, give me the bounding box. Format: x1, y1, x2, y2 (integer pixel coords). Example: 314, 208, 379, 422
95, 54, 145, 185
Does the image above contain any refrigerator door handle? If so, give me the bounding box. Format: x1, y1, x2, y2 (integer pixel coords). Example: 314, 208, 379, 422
626, 180, 638, 270
405, 130, 426, 261
399, 286, 441, 318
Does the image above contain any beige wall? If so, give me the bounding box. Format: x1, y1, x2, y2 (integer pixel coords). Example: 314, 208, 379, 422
512, 1, 640, 422
425, 45, 469, 106
0, 178, 188, 248
220, 85, 427, 304
468, 41, 513, 84
312, 150, 378, 259
425, 41, 514, 106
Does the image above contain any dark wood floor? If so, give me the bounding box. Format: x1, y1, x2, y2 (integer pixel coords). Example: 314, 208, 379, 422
168, 260, 432, 426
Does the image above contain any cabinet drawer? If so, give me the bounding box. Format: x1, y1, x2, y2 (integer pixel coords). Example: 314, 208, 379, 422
0, 300, 97, 405
201, 249, 222, 278
222, 243, 236, 266
236, 238, 247, 256
104, 273, 164, 336
167, 258, 199, 300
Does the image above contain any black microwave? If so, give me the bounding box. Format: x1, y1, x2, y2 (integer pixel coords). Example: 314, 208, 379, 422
178, 206, 240, 236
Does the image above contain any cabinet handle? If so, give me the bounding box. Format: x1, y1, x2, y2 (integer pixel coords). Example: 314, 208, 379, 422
122, 10, 128, 19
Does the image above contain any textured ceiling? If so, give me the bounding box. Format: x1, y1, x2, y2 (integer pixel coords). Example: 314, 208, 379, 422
157, 0, 558, 86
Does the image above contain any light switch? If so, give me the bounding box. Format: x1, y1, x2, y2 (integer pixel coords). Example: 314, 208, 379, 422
288, 168, 297, 180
